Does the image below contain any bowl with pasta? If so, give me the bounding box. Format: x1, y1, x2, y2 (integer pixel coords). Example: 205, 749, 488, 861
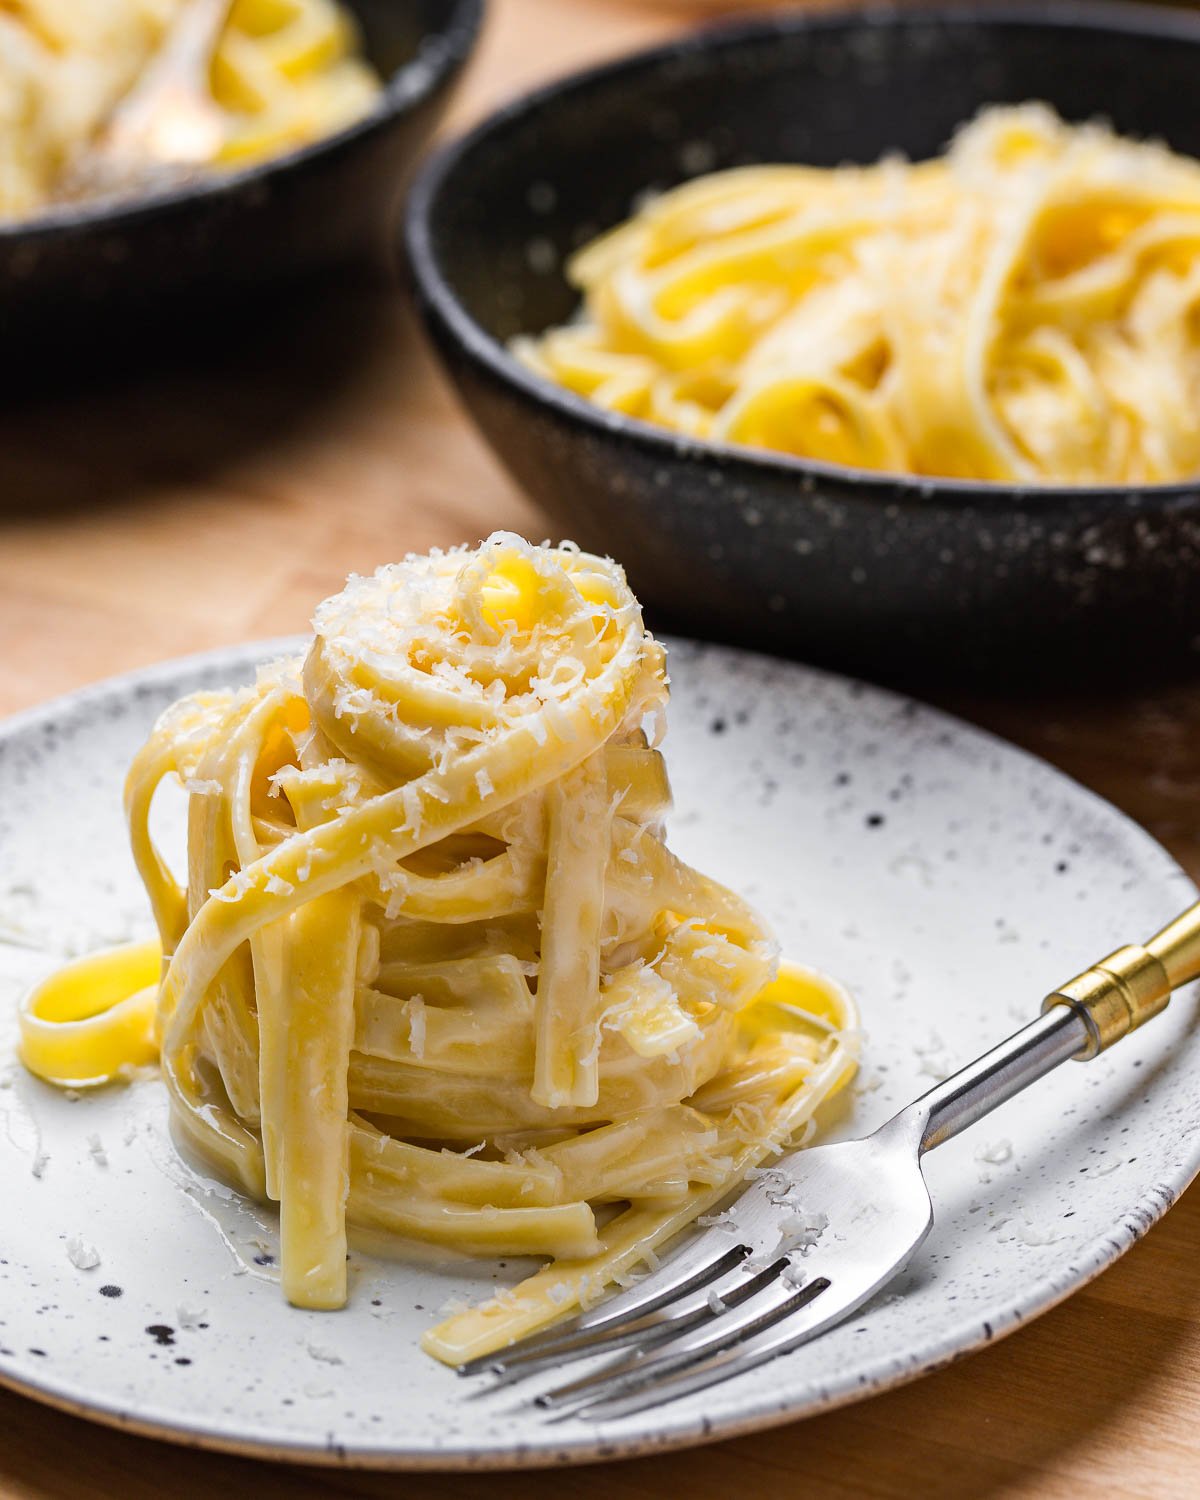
0, 0, 481, 351
407, 3, 1200, 678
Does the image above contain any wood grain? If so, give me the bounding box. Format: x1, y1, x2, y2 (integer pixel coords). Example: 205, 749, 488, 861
2, 3, 1200, 1496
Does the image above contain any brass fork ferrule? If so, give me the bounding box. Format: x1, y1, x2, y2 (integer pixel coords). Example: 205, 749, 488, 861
1042, 944, 1171, 1059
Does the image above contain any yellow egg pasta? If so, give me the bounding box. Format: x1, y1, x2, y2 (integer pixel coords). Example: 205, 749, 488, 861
0, 0, 380, 220
518, 105, 1200, 486
17, 534, 858, 1363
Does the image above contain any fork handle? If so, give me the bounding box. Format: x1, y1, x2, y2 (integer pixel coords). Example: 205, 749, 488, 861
912, 899, 1200, 1152
1042, 899, 1200, 1059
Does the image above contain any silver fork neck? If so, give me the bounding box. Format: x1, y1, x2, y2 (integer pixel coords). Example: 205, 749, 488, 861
887, 1005, 1090, 1155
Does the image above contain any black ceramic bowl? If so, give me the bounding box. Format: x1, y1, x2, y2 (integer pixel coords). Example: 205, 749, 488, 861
407, 2, 1200, 681
0, 0, 482, 354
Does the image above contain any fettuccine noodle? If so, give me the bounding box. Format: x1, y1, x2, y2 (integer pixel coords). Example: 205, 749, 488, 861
518, 105, 1200, 485
18, 535, 858, 1362
0, 0, 380, 221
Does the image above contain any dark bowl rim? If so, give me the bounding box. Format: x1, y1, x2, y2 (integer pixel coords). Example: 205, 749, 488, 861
0, 0, 484, 245
406, 0, 1200, 510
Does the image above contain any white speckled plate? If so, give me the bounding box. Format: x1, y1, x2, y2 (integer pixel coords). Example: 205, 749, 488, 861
1, 639, 1197, 1469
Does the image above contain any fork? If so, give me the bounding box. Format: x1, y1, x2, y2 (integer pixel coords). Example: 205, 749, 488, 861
55, 0, 232, 205
460, 900, 1200, 1421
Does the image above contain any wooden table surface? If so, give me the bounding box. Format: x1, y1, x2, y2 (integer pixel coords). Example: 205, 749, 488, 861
2, 2, 1199, 1495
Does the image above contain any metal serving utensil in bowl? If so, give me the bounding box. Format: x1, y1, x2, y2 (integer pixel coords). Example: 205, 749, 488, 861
461, 901, 1200, 1421
55, 0, 232, 205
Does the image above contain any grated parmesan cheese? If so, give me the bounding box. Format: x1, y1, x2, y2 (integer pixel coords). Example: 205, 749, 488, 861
975, 1139, 1013, 1166
697, 1209, 740, 1234
208, 869, 253, 904
305, 1342, 344, 1365
408, 996, 426, 1059
399, 784, 424, 837
775, 1208, 829, 1256
66, 1235, 100, 1270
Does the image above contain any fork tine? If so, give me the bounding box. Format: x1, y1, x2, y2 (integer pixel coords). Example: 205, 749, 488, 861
536, 1269, 830, 1412
571, 1271, 882, 1421
472, 1250, 772, 1393
526, 1257, 795, 1406
457, 1238, 750, 1377
576, 1262, 913, 1424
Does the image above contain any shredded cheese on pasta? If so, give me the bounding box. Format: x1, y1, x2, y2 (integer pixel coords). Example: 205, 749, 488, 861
17, 534, 858, 1362
0, 0, 380, 221
518, 105, 1200, 485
